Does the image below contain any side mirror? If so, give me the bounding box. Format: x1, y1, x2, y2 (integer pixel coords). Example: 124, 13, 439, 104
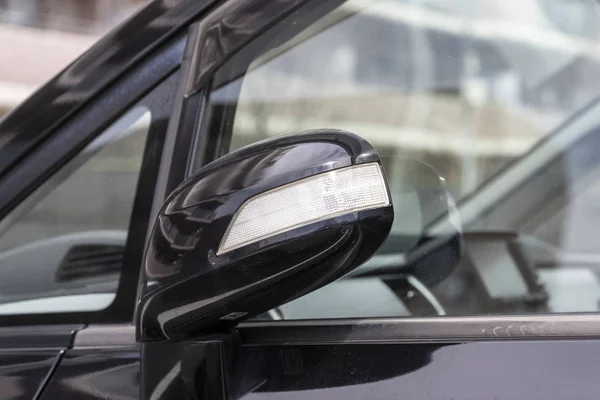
136, 130, 394, 341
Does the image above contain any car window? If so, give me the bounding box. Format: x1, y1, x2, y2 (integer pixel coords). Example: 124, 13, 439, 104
202, 0, 600, 318
0, 108, 150, 314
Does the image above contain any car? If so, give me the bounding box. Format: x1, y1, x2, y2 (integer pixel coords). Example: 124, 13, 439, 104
2, 0, 600, 399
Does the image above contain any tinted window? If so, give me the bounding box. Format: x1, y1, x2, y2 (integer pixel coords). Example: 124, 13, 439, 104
0, 108, 149, 314
204, 0, 600, 317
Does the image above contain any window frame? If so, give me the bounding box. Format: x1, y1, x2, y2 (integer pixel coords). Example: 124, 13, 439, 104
168, 0, 600, 340
0, 37, 185, 327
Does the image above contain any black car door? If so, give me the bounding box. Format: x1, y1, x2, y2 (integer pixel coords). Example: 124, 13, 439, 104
137, 0, 600, 399
0, 3, 200, 398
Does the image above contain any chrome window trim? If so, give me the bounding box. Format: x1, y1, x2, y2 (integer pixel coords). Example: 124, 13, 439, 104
75, 315, 600, 348
238, 315, 600, 345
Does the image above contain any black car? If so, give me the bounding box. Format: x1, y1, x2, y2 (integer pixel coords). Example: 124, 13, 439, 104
2, 0, 600, 399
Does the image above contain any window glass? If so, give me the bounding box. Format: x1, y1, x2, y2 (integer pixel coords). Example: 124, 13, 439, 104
206, 0, 600, 317
0, 108, 150, 314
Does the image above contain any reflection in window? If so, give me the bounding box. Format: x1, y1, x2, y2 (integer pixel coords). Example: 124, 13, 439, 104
0, 109, 150, 314
209, 0, 600, 317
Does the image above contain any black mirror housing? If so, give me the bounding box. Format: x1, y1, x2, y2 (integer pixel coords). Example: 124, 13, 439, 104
136, 130, 394, 341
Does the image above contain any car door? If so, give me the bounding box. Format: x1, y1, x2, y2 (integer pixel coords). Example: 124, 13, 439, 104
0, 3, 203, 398
137, 0, 600, 399
5, 1, 600, 399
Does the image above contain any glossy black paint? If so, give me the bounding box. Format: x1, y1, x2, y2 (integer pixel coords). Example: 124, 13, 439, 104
0, 0, 598, 400
39, 348, 140, 400
181, 333, 242, 400
0, 325, 79, 400
137, 129, 393, 341
140, 341, 185, 400
0, 350, 61, 400
135, 333, 600, 400
181, 0, 344, 172
0, 35, 185, 220
236, 341, 600, 399
186, 0, 308, 94
0, 0, 218, 178
67, 321, 600, 400
0, 69, 181, 329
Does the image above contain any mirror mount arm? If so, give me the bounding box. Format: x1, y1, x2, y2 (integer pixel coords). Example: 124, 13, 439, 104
141, 330, 242, 400
181, 330, 241, 400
